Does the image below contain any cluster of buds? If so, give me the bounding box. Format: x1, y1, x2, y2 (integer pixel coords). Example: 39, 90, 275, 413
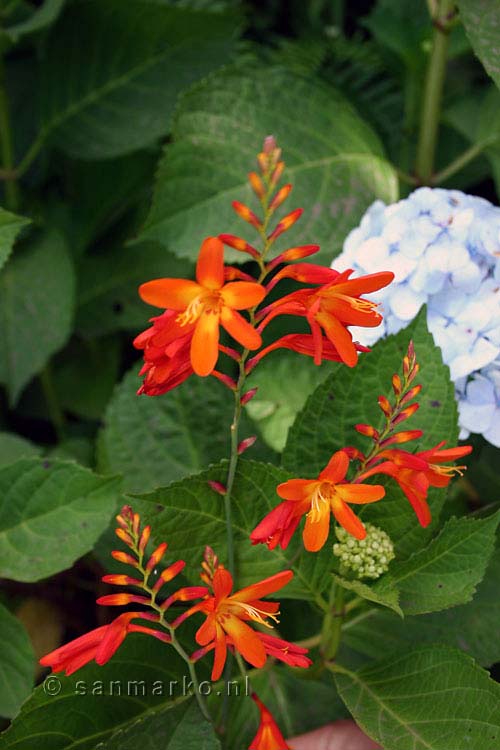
333, 523, 395, 580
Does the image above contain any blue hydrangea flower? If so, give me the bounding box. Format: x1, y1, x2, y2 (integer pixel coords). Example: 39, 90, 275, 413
334, 188, 500, 447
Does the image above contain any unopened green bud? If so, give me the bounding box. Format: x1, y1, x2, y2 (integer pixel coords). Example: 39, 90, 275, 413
333, 523, 395, 580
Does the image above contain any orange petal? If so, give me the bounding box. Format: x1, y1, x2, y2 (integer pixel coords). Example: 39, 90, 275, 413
212, 623, 228, 681
331, 271, 394, 296
231, 570, 293, 604
222, 615, 266, 668
319, 451, 349, 483
331, 500, 366, 540
221, 281, 266, 310
139, 279, 201, 310
220, 307, 261, 350
276, 479, 317, 502
316, 311, 358, 367
196, 613, 217, 646
335, 483, 385, 504
190, 311, 220, 376
303, 506, 331, 552
213, 566, 233, 600
196, 237, 224, 290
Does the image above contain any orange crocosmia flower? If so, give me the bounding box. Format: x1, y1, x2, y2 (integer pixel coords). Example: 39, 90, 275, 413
173, 566, 295, 680
251, 451, 385, 552
133, 311, 193, 395
39, 612, 170, 676
249, 694, 290, 750
359, 442, 472, 528
138, 237, 266, 377
259, 268, 394, 367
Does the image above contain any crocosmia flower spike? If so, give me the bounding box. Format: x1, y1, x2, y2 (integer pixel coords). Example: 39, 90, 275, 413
251, 450, 385, 551
136, 236, 266, 378
173, 564, 310, 680
249, 693, 290, 750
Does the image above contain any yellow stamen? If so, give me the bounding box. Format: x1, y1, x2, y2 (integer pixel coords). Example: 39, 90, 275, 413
231, 602, 280, 628
176, 296, 203, 326
307, 483, 332, 523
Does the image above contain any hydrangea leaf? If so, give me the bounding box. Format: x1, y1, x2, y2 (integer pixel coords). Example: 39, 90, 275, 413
134, 459, 334, 604
0, 459, 121, 582
39, 1, 240, 159
0, 637, 208, 749
98, 365, 274, 494
335, 646, 500, 750
342, 547, 500, 668
386, 512, 500, 615
0, 207, 30, 273
0, 604, 35, 719
0, 230, 75, 405
283, 309, 458, 557
459, 0, 500, 89
0, 432, 40, 468
140, 65, 398, 265
332, 574, 402, 616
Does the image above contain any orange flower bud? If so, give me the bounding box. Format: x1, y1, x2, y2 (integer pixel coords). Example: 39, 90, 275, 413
115, 528, 134, 547
355, 423, 378, 439
238, 436, 257, 454
270, 160, 284, 186
232, 201, 262, 228
241, 387, 258, 405
111, 550, 139, 567
208, 480, 226, 495
101, 574, 143, 587
269, 183, 292, 211
267, 208, 303, 241
249, 171, 266, 199
218, 233, 260, 259
392, 373, 402, 396
138, 525, 151, 554
378, 396, 392, 417
380, 429, 423, 447
145, 542, 167, 573
392, 403, 419, 425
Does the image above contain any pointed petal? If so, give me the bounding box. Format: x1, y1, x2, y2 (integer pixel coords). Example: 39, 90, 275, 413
335, 483, 385, 504
319, 451, 349, 483
222, 615, 266, 668
211, 623, 228, 681
221, 281, 266, 310
196, 614, 217, 646
231, 570, 293, 603
303, 506, 330, 551
331, 500, 366, 540
331, 271, 394, 296
196, 237, 224, 289
139, 279, 201, 310
220, 307, 262, 350
213, 566, 233, 600
190, 311, 220, 376
276, 479, 316, 501
317, 311, 358, 367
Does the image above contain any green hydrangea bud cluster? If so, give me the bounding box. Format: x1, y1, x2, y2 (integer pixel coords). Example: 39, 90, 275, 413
333, 523, 395, 579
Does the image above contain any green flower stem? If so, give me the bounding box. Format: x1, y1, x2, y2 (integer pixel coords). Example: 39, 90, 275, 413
320, 581, 345, 661
415, 0, 456, 183
0, 54, 20, 211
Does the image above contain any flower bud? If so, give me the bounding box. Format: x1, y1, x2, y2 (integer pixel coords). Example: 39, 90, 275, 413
333, 523, 395, 579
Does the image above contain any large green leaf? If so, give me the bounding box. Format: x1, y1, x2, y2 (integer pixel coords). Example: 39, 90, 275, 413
140, 65, 398, 265
0, 459, 121, 582
0, 207, 30, 273
387, 513, 500, 615
0, 636, 206, 750
0, 432, 40, 467
459, 0, 500, 89
0, 230, 75, 405
40, 1, 240, 159
283, 309, 458, 557
335, 647, 500, 750
76, 242, 190, 337
98, 364, 272, 493
342, 547, 500, 668
134, 459, 333, 605
0, 604, 35, 719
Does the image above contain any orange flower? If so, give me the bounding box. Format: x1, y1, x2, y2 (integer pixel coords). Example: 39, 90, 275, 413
173, 566, 303, 680
138, 237, 266, 376
39, 612, 170, 676
259, 268, 393, 366
250, 694, 290, 750
251, 451, 385, 551
133, 311, 193, 395
359, 441, 472, 527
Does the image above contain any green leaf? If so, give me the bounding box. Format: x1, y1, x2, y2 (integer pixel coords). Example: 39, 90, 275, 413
0, 432, 40, 467
0, 459, 121, 582
141, 65, 398, 265
135, 459, 333, 603
0, 636, 203, 749
335, 646, 500, 750
332, 574, 401, 616
387, 512, 500, 615
342, 547, 500, 668
76, 242, 190, 337
3, 0, 65, 44
98, 364, 272, 493
0, 230, 75, 405
283, 309, 458, 557
40, 1, 240, 159
0, 207, 30, 273
0, 604, 35, 719
245, 351, 330, 452
459, 0, 500, 89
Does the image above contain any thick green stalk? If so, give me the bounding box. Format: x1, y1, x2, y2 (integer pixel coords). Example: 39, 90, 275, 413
415, 0, 456, 183
320, 582, 345, 661
0, 55, 19, 211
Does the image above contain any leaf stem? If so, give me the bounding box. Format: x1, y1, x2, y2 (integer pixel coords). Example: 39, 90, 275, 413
432, 139, 497, 184
415, 0, 456, 183
0, 54, 20, 211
